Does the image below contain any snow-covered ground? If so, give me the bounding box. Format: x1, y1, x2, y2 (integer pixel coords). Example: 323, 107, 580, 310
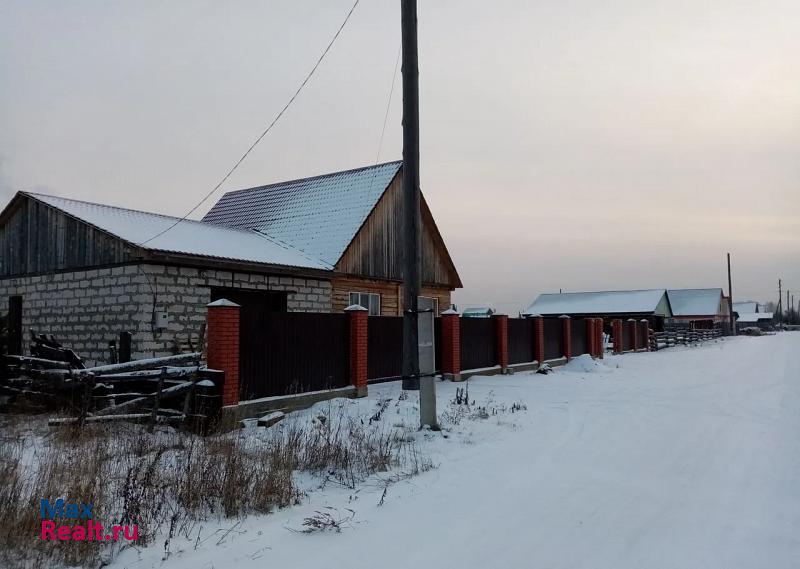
115, 333, 800, 569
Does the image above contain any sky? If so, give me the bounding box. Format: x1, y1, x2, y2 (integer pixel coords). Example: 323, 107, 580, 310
1, 0, 798, 313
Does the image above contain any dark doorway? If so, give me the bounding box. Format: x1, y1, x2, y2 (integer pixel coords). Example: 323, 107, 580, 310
7, 296, 22, 355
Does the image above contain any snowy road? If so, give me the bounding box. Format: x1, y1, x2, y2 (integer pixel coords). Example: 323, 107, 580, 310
117, 334, 800, 569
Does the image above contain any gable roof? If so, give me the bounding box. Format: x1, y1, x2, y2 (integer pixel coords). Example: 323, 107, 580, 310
23, 192, 330, 271
737, 312, 773, 323
667, 288, 724, 316
733, 301, 759, 314
202, 161, 403, 267
524, 289, 670, 316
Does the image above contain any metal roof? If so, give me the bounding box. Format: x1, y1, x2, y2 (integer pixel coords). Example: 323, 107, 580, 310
524, 289, 669, 316
666, 288, 724, 316
737, 312, 773, 323
733, 301, 759, 314
202, 161, 403, 267
26, 193, 330, 270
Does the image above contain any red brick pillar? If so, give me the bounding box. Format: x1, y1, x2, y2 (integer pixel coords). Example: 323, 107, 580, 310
532, 315, 544, 364
612, 319, 623, 354
345, 304, 368, 397
586, 318, 597, 357
560, 315, 572, 361
206, 299, 240, 407
440, 309, 462, 381
628, 319, 638, 351
640, 319, 650, 352
493, 313, 509, 373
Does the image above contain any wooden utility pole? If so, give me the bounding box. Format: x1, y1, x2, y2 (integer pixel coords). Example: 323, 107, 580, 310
727, 253, 735, 335
401, 0, 437, 428
778, 279, 782, 323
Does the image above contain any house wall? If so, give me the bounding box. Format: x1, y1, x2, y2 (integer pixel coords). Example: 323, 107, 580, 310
334, 173, 461, 289
331, 274, 451, 316
0, 196, 134, 277
0, 263, 331, 366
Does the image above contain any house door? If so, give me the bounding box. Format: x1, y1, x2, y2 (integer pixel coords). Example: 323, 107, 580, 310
7, 296, 22, 355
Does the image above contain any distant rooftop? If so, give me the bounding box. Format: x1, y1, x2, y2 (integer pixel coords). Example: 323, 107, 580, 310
667, 288, 724, 316
524, 289, 670, 316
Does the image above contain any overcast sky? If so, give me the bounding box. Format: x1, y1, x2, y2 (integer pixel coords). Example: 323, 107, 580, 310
1, 0, 798, 312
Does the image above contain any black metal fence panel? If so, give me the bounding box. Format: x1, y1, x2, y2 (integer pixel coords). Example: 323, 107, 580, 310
367, 316, 403, 381
239, 312, 350, 400
570, 317, 587, 356
623, 321, 635, 351
543, 317, 562, 360
460, 318, 497, 370
508, 318, 534, 364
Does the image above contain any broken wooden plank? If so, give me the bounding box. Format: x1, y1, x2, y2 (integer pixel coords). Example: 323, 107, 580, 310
3, 355, 72, 370
101, 381, 194, 415
96, 366, 201, 381
48, 412, 185, 427
85, 353, 202, 376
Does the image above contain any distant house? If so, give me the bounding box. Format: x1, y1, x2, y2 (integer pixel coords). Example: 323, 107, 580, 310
733, 301, 759, 314
0, 162, 462, 364
666, 288, 730, 328
461, 306, 495, 318
736, 312, 774, 331
523, 289, 673, 330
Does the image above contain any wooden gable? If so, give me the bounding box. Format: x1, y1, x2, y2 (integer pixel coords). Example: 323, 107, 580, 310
0, 193, 135, 277
333, 172, 462, 289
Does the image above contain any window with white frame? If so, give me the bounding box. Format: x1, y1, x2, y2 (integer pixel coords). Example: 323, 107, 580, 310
349, 292, 381, 316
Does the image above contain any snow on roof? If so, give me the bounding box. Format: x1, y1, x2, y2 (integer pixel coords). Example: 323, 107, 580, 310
27, 193, 330, 270
523, 289, 668, 316
202, 161, 403, 267
737, 312, 773, 323
666, 288, 723, 316
462, 306, 495, 317
733, 301, 759, 314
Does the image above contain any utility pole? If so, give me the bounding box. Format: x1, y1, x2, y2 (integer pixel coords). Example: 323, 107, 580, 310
787, 289, 790, 324
401, 0, 437, 428
727, 253, 735, 335
778, 279, 782, 323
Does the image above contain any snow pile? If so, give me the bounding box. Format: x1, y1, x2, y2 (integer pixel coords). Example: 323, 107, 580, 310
563, 353, 613, 374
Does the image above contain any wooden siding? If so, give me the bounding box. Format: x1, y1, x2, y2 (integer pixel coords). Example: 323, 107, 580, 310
334, 173, 461, 288
0, 195, 134, 277
331, 274, 451, 316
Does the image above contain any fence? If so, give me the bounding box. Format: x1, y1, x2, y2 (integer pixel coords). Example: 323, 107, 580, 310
205, 302, 615, 408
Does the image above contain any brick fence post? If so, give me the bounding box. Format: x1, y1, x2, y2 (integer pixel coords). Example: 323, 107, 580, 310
206, 299, 240, 407
493, 313, 509, 373
640, 319, 650, 352
560, 315, 572, 361
586, 318, 596, 357
441, 308, 462, 381
345, 304, 368, 398
612, 319, 623, 354
531, 315, 544, 364
628, 318, 638, 351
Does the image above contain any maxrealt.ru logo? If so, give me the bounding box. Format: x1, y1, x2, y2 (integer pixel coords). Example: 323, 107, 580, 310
40, 499, 138, 542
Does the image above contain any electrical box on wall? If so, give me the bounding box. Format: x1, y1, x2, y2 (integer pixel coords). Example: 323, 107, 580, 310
154, 312, 170, 330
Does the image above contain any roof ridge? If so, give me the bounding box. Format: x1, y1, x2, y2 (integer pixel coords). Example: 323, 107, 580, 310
219, 160, 403, 197
541, 289, 665, 296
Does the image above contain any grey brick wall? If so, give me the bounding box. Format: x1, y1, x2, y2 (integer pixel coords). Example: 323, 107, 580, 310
0, 263, 332, 366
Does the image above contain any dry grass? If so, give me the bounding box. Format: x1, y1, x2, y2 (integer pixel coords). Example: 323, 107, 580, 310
0, 400, 431, 569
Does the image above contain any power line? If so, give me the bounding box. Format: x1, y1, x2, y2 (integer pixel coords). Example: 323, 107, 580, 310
138, 0, 361, 246
376, 45, 401, 164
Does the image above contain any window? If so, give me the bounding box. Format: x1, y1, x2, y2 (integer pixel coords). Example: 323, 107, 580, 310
349, 292, 381, 316
418, 296, 439, 316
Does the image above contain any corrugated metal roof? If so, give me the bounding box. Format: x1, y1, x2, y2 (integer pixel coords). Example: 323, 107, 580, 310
202, 161, 403, 266
27, 193, 330, 270
524, 289, 668, 316
667, 288, 724, 316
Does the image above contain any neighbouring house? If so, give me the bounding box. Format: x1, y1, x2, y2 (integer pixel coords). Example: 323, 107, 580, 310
666, 288, 731, 329
0, 162, 462, 366
461, 306, 495, 318
736, 312, 774, 331
733, 301, 760, 315
523, 289, 673, 331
